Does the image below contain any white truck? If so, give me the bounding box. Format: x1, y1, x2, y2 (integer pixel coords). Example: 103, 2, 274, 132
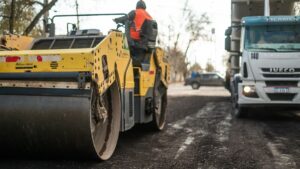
225, 0, 300, 117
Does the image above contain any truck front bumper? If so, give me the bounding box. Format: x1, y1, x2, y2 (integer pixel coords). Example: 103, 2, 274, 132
238, 81, 300, 107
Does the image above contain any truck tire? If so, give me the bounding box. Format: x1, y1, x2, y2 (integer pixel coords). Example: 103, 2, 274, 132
232, 105, 248, 118
191, 82, 200, 90
231, 93, 248, 118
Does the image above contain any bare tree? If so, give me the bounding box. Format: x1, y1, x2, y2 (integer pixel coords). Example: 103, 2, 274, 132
184, 13, 210, 59
23, 0, 58, 35
0, 0, 58, 36
161, 0, 210, 82
189, 63, 202, 72
173, 0, 190, 51
205, 62, 215, 72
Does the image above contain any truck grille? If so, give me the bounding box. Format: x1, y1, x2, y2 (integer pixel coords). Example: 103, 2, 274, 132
263, 74, 300, 78
267, 93, 296, 101
265, 81, 298, 87
261, 68, 300, 78
261, 68, 300, 73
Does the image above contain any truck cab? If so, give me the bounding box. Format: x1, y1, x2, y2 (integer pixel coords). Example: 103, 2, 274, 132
232, 16, 300, 117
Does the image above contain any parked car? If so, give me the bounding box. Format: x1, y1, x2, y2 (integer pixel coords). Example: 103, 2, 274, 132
185, 72, 225, 90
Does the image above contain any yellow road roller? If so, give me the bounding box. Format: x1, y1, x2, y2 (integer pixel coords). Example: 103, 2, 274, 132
0, 13, 170, 160
0, 34, 33, 51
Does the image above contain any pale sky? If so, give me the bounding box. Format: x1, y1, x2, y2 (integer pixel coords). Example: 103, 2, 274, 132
49, 0, 231, 73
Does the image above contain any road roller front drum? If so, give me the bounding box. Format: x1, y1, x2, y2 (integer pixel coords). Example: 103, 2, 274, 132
90, 81, 121, 160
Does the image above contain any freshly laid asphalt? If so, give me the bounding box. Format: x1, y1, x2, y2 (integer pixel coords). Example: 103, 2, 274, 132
1, 84, 299, 169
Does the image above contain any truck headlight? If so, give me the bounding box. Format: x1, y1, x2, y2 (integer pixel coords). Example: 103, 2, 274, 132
243, 85, 258, 98
243, 86, 255, 93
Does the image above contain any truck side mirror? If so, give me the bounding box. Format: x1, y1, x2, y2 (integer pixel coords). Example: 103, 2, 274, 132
225, 36, 231, 51
225, 27, 232, 36
225, 27, 232, 51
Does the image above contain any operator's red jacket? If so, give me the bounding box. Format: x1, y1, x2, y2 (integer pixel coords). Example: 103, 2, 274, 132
129, 9, 153, 40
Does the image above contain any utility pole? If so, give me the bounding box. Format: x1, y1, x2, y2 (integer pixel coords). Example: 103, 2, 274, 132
75, 0, 80, 29
209, 28, 215, 65
168, 25, 172, 53
264, 0, 270, 16
43, 0, 49, 37
9, 0, 15, 34
212, 28, 216, 68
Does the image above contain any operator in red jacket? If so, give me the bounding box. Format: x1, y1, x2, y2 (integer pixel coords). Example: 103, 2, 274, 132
114, 0, 154, 66
129, 0, 152, 41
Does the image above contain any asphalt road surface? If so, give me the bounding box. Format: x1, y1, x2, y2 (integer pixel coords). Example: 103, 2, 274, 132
1, 84, 300, 169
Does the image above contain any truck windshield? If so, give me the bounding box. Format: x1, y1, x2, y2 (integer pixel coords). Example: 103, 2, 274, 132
245, 25, 300, 52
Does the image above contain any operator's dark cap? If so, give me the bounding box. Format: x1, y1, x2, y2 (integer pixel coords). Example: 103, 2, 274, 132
136, 0, 146, 9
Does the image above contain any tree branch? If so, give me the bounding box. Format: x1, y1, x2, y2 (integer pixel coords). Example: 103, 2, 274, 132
32, 1, 45, 6
23, 0, 58, 35
9, 0, 16, 33
184, 39, 192, 59
0, 15, 10, 19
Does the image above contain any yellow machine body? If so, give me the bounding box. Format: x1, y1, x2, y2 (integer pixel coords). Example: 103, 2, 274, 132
0, 31, 169, 95
0, 29, 170, 160
1, 35, 33, 50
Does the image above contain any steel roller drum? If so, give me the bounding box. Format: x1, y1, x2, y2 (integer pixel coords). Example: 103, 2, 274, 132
0, 94, 100, 158
0, 82, 121, 160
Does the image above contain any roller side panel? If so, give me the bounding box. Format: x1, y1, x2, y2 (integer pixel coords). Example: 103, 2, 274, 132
134, 88, 154, 124
121, 88, 135, 131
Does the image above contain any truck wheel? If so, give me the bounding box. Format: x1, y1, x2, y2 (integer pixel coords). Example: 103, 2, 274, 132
232, 105, 248, 118
191, 82, 200, 90
231, 91, 247, 118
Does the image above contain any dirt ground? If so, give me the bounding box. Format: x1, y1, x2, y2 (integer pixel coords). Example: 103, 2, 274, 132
1, 84, 300, 169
